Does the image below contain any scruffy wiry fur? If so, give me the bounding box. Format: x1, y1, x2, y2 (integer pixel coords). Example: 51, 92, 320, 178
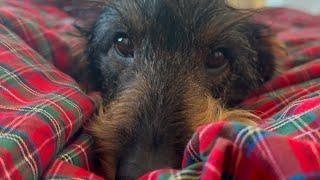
81, 0, 284, 179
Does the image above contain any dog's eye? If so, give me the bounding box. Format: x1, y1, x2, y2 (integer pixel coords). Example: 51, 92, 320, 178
205, 50, 228, 73
114, 34, 134, 58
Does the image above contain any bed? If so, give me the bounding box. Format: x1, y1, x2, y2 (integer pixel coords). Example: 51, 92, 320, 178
0, 1, 319, 179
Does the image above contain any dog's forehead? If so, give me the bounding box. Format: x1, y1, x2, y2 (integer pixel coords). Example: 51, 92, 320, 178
105, 0, 230, 34
99, 0, 236, 50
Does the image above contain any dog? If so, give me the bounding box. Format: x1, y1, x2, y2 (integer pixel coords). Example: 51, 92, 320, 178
79, 0, 284, 179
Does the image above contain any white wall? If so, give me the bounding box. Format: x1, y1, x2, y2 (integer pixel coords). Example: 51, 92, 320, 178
267, 0, 320, 14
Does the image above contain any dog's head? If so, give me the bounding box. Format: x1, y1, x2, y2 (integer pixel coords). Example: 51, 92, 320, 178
83, 0, 281, 179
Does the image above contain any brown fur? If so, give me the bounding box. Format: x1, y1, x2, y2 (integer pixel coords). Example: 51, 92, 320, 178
90, 76, 259, 179
78, 0, 286, 179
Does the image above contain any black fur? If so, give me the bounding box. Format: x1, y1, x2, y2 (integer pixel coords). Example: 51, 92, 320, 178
83, 0, 277, 179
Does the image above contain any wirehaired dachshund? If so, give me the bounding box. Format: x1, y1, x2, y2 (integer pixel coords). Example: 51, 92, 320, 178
79, 0, 284, 179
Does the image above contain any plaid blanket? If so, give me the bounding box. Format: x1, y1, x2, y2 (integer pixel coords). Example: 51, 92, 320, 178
0, 1, 319, 179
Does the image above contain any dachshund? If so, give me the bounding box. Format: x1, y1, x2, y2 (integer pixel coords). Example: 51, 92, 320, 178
80, 0, 284, 179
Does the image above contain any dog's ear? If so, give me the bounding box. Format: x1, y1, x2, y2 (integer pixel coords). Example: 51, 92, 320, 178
73, 24, 90, 37
243, 22, 286, 81
69, 0, 107, 37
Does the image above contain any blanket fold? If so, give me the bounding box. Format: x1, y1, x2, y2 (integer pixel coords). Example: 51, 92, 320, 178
0, 1, 319, 179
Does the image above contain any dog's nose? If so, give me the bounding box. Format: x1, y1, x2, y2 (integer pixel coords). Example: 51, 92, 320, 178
116, 154, 176, 180
116, 174, 136, 180
116, 168, 146, 180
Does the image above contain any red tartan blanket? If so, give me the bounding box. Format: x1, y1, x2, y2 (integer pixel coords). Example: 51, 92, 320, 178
0, 1, 320, 179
